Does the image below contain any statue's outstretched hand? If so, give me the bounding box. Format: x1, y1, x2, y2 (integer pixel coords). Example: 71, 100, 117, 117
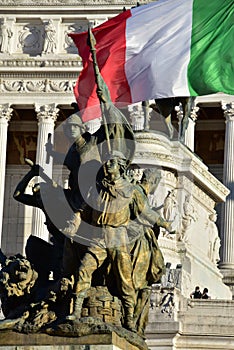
157, 217, 176, 234
163, 221, 176, 234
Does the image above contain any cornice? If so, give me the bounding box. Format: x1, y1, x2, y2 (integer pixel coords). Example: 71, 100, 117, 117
1, 0, 149, 7
0, 59, 82, 69
134, 132, 229, 202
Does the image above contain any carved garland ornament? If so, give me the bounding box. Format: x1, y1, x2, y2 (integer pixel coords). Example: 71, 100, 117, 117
0, 79, 76, 93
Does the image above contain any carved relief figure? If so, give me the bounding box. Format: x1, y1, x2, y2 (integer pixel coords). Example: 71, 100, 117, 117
162, 189, 181, 237
206, 212, 221, 264
180, 194, 197, 241
42, 20, 56, 54
0, 19, 13, 54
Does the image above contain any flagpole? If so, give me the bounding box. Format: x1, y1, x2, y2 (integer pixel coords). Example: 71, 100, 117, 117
87, 26, 111, 155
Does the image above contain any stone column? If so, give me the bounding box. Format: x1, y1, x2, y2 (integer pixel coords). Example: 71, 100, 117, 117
32, 103, 59, 241
0, 104, 12, 246
176, 104, 198, 151
219, 102, 234, 268
184, 107, 198, 152
176, 103, 184, 141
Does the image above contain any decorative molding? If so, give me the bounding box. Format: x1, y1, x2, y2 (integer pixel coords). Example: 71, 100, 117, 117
0, 0, 149, 6
189, 159, 229, 197
35, 103, 59, 123
177, 176, 215, 210
135, 151, 176, 164
0, 59, 82, 68
0, 79, 76, 93
0, 103, 13, 122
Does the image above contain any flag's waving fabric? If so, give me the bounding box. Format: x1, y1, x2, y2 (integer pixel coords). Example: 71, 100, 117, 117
69, 0, 234, 122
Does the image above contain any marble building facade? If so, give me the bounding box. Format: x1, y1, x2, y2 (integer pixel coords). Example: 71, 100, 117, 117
1, 1, 234, 349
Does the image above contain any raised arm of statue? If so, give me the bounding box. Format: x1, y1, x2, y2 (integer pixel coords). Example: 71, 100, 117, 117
13, 162, 42, 208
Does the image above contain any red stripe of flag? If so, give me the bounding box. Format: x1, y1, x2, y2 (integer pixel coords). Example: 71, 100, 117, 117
69, 10, 132, 122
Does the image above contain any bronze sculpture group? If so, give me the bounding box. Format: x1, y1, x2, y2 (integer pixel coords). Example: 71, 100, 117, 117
0, 28, 178, 348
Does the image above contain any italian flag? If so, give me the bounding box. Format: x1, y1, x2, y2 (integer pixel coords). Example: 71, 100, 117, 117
69, 0, 234, 122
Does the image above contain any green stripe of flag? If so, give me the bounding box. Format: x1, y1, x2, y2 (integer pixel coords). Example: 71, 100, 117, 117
188, 0, 234, 96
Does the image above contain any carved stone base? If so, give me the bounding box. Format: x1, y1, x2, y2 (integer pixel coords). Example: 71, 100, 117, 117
0, 330, 144, 350
46, 319, 148, 350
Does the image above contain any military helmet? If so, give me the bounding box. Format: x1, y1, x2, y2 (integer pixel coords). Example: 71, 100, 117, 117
63, 112, 86, 136
66, 113, 84, 127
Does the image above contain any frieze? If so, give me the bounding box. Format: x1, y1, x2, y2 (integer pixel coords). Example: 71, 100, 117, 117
135, 151, 176, 164
0, 72, 79, 79
177, 176, 195, 194
0, 59, 82, 68
135, 132, 171, 146
0, 79, 76, 93
0, 0, 149, 6
161, 170, 178, 181
178, 176, 215, 210
190, 159, 229, 198
192, 185, 215, 209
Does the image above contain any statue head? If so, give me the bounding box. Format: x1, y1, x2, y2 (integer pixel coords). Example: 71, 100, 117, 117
103, 150, 127, 180
0, 255, 38, 297
141, 168, 161, 195
63, 113, 86, 141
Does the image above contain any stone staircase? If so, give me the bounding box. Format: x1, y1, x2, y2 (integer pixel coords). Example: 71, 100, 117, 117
146, 289, 234, 350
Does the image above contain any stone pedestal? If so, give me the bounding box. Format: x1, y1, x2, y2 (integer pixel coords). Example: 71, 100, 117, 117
0, 331, 140, 350
134, 132, 232, 300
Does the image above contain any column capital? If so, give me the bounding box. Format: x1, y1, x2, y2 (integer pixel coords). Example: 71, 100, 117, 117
175, 103, 183, 121
128, 103, 145, 131
190, 106, 199, 122
0, 104, 13, 124
35, 103, 59, 124
222, 102, 234, 121
175, 104, 199, 122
